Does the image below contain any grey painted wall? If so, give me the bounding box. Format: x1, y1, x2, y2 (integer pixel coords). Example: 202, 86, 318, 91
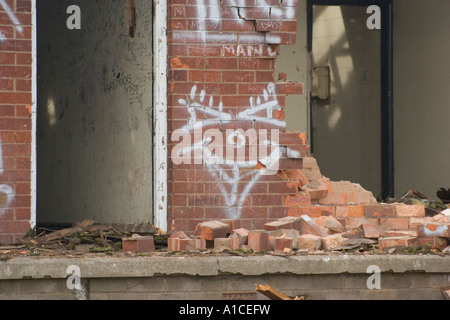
393, 0, 450, 199
276, 0, 309, 135
311, 5, 382, 197
37, 0, 154, 224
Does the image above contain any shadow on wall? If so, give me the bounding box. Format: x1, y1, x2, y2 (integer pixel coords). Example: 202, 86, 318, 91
311, 5, 382, 197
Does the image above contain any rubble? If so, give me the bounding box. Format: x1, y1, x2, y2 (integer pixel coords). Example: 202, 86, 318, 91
14, 208, 450, 257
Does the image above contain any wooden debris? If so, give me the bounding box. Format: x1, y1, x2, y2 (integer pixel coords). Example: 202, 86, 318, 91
255, 284, 306, 300
441, 287, 450, 300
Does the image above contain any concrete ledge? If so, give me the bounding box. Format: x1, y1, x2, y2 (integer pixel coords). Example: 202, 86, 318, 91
0, 255, 449, 280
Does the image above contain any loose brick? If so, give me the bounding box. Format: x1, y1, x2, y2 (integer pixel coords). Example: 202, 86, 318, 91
381, 230, 415, 238
122, 236, 155, 253
264, 216, 301, 231
194, 221, 229, 240
220, 219, 241, 233
395, 204, 425, 217
248, 230, 270, 252
269, 229, 300, 249
314, 216, 344, 233
378, 236, 419, 252
230, 228, 249, 246
168, 238, 192, 251
417, 223, 449, 238
418, 236, 448, 250
274, 236, 293, 252
360, 223, 380, 239
321, 234, 347, 251
297, 234, 322, 251
214, 237, 239, 251
299, 215, 327, 237
170, 231, 189, 239
186, 238, 207, 251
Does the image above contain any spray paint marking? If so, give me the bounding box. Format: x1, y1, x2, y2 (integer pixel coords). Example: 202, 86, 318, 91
0, 0, 23, 42
0, 137, 14, 214
174, 83, 288, 218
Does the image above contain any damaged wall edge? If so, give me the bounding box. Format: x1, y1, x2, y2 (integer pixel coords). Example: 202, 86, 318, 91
153, 0, 168, 232
0, 255, 449, 280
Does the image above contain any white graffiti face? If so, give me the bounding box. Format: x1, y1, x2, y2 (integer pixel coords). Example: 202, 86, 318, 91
0, 137, 14, 214
173, 83, 287, 218
0, 0, 23, 42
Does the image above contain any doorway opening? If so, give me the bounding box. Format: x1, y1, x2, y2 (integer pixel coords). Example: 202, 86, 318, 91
36, 0, 155, 228
307, 0, 393, 199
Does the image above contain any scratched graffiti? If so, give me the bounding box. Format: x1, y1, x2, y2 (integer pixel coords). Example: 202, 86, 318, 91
0, 137, 14, 214
173, 84, 294, 218
0, 0, 23, 42
172, 0, 295, 45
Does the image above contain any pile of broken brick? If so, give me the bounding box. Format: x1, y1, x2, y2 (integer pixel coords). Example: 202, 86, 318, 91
123, 209, 450, 255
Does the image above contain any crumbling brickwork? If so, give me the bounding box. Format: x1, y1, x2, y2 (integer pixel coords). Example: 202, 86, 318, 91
168, 0, 306, 232
0, 0, 33, 243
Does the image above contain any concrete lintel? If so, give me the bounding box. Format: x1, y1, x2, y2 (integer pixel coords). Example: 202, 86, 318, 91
0, 255, 449, 280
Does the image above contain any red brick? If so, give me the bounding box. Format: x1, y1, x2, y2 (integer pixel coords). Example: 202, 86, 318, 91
214, 237, 239, 251
122, 236, 155, 253
303, 180, 328, 200
380, 217, 409, 231
264, 216, 301, 231
230, 228, 249, 246
360, 223, 380, 239
220, 219, 241, 233
378, 236, 419, 252
395, 204, 425, 217
319, 192, 347, 205
293, 206, 334, 218
336, 205, 365, 218
167, 237, 191, 251
299, 215, 327, 237
248, 230, 270, 252
256, 20, 280, 32
186, 237, 207, 250
366, 204, 395, 218
321, 234, 347, 251
274, 236, 293, 252
284, 193, 311, 206
297, 234, 322, 251
381, 230, 414, 238
222, 19, 255, 32
194, 220, 229, 240
346, 217, 378, 229
418, 236, 448, 250
314, 216, 344, 233
170, 231, 189, 239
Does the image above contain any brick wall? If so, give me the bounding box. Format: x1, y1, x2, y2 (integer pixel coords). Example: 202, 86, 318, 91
0, 273, 448, 300
168, 0, 307, 233
0, 0, 32, 244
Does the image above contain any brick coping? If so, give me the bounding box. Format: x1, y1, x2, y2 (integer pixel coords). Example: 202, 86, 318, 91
0, 255, 448, 281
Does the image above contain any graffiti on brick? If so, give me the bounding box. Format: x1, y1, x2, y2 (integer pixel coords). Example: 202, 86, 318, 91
172, 0, 296, 45
0, 0, 23, 42
0, 137, 14, 214
172, 84, 300, 219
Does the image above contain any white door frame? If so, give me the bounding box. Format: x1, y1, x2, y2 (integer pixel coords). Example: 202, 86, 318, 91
153, 0, 168, 231
30, 0, 169, 231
